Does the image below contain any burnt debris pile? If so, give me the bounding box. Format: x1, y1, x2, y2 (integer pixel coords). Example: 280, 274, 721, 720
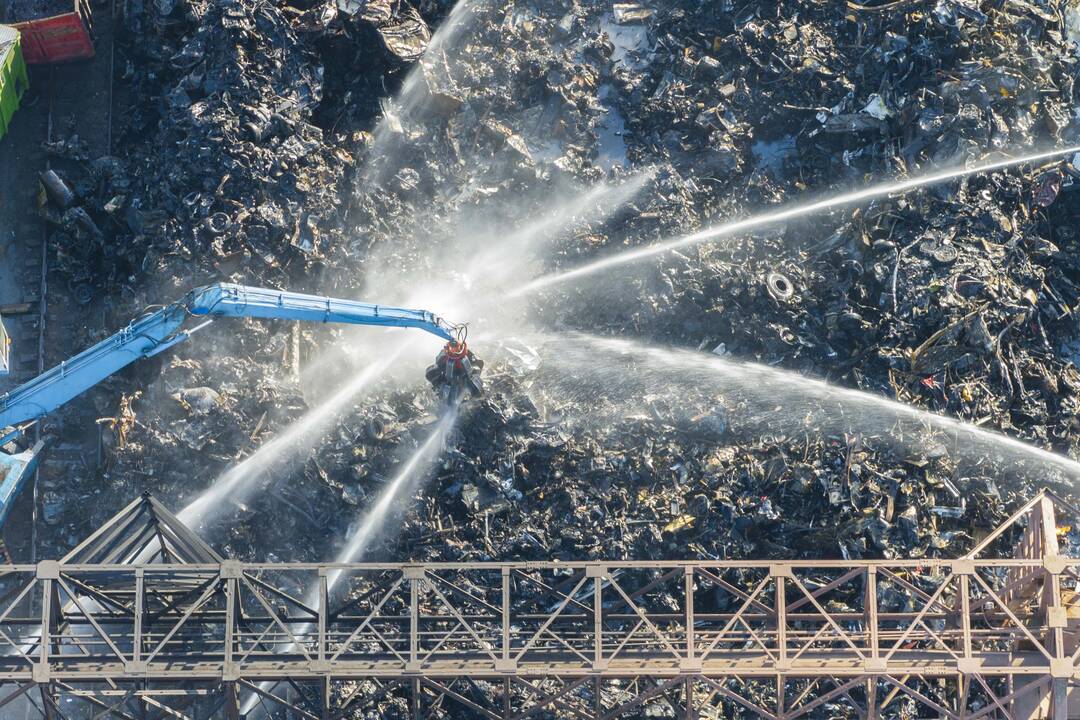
40, 0, 441, 304
26, 0, 1080, 586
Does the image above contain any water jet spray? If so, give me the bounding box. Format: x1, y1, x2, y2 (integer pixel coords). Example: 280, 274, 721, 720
240, 412, 459, 716
537, 332, 1080, 481
516, 145, 1080, 294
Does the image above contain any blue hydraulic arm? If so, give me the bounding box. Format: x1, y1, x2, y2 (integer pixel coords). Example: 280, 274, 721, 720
0, 283, 458, 431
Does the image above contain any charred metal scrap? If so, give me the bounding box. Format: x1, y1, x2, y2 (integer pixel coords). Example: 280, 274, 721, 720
19, 0, 1080, 714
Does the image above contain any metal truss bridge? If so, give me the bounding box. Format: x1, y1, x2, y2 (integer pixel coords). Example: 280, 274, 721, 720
0, 491, 1079, 719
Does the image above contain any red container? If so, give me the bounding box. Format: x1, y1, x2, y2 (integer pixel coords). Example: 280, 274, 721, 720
10, 0, 93, 64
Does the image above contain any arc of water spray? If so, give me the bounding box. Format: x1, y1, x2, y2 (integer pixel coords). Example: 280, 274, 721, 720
550, 333, 1080, 479
420, 172, 653, 302
326, 410, 458, 588
189, 0, 470, 523
178, 345, 406, 528
515, 145, 1080, 294
239, 175, 654, 720
479, 172, 652, 261
240, 412, 458, 717
188, 172, 649, 533
361, 0, 479, 186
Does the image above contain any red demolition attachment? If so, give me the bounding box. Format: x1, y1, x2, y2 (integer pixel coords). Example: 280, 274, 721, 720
427, 335, 484, 405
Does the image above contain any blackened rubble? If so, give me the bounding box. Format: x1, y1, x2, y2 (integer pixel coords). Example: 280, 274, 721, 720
25, 0, 1080, 598
1, 0, 71, 23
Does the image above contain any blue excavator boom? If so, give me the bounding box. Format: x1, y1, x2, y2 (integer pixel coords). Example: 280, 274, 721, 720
0, 284, 476, 527
0, 283, 458, 430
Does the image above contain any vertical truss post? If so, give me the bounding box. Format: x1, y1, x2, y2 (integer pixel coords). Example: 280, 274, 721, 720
1048, 567, 1065, 658
1038, 496, 1070, 720
1039, 496, 1066, 655
501, 567, 510, 666
39, 576, 52, 669
411, 678, 420, 720
866, 567, 879, 664
775, 571, 787, 671
956, 570, 973, 720
224, 576, 236, 673
409, 571, 419, 669
224, 682, 239, 720
864, 564, 885, 720
134, 569, 144, 664
959, 574, 972, 661
318, 572, 328, 663
593, 571, 603, 669
49, 580, 62, 659
39, 682, 58, 720
684, 676, 694, 720
37, 569, 57, 718
684, 567, 695, 665
1052, 679, 1068, 720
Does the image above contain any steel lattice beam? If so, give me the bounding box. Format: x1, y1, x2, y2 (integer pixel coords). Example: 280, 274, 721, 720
0, 492, 1078, 718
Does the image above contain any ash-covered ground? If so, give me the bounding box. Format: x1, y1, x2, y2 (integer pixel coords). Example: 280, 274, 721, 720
28, 0, 1080, 584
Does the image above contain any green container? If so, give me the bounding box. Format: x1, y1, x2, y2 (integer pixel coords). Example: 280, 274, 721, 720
0, 25, 28, 143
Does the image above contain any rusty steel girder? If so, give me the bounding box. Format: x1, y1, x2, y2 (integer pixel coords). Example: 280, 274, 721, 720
0, 492, 1077, 719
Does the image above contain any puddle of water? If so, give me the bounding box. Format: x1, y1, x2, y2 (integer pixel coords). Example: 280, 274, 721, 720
752, 136, 797, 173
596, 84, 630, 170
531, 140, 565, 164
599, 14, 652, 70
